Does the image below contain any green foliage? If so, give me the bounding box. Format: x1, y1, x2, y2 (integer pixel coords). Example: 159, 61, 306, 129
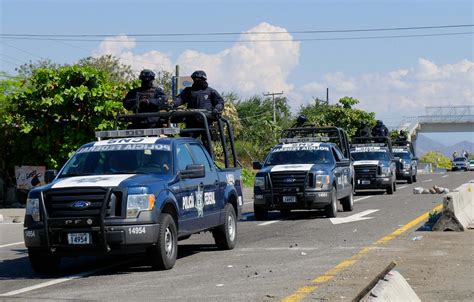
298, 96, 376, 137
77, 55, 135, 83
419, 151, 452, 169
2, 64, 130, 169
241, 166, 256, 188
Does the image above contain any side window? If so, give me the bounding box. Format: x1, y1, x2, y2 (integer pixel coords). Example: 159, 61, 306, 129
332, 147, 345, 162
189, 144, 212, 173
176, 144, 194, 171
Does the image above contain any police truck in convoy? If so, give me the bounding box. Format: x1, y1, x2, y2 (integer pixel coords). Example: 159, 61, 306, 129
392, 141, 418, 183
350, 137, 397, 194
253, 128, 354, 220
23, 110, 243, 274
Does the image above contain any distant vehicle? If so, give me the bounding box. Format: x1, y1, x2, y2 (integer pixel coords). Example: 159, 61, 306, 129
451, 157, 469, 171
392, 141, 418, 184
350, 137, 397, 194
23, 110, 243, 274
253, 126, 354, 219
469, 159, 474, 171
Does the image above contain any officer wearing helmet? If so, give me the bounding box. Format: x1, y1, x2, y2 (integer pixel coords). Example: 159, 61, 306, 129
371, 120, 389, 137
355, 121, 371, 137
123, 69, 168, 128
173, 70, 224, 118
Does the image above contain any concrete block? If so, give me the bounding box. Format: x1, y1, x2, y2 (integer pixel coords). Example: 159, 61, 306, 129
433, 181, 474, 231
361, 270, 420, 302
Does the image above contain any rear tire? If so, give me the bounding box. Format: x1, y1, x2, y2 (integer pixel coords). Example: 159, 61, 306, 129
213, 204, 237, 250
325, 189, 338, 218
254, 205, 268, 220
149, 213, 177, 270
28, 249, 60, 275
341, 189, 354, 212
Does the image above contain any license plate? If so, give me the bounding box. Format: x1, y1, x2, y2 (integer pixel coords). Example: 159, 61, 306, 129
283, 196, 297, 203
361, 180, 371, 185
67, 233, 91, 245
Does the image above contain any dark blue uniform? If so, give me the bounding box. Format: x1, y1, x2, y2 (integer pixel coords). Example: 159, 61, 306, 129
123, 86, 168, 128
173, 84, 224, 114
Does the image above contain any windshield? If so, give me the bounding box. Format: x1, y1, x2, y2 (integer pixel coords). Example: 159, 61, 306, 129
59, 149, 172, 177
265, 149, 334, 166
454, 157, 467, 162
351, 151, 391, 161
394, 152, 411, 160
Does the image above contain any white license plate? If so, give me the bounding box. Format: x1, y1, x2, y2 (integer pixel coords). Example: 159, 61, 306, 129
283, 196, 297, 203
67, 233, 91, 245
361, 180, 371, 185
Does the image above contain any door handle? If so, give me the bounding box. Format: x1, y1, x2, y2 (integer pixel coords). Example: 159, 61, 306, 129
215, 180, 219, 187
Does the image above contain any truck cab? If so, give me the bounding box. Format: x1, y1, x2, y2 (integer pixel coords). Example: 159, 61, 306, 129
392, 141, 418, 183
23, 110, 243, 274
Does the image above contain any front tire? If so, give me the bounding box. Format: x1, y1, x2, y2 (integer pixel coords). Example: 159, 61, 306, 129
413, 174, 417, 182
325, 189, 338, 218
254, 205, 268, 220
407, 176, 413, 184
28, 249, 60, 275
149, 213, 178, 270
213, 204, 237, 250
341, 189, 354, 212
386, 182, 395, 195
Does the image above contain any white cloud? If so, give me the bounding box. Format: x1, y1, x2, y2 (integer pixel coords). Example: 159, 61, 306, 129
93, 22, 300, 95
296, 58, 474, 124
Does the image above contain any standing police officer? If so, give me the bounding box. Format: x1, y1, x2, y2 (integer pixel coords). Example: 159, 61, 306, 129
123, 69, 168, 128
372, 120, 389, 137
173, 70, 224, 118
355, 121, 371, 137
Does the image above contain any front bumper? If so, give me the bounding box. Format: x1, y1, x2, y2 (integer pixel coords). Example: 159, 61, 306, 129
24, 223, 159, 256
354, 176, 392, 190
396, 169, 413, 179
254, 190, 332, 210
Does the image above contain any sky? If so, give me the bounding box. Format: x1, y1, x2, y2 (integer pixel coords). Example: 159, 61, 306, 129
1, 0, 473, 145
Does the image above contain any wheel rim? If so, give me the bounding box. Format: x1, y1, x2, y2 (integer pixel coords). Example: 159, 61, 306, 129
228, 214, 236, 242
164, 227, 174, 258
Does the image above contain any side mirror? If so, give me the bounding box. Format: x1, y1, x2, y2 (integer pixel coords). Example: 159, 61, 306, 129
252, 161, 263, 170
44, 169, 58, 184
179, 164, 205, 179
336, 159, 350, 166
412, 157, 418, 161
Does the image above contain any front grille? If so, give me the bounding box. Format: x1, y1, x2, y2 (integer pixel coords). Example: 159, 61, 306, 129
354, 165, 378, 178
43, 187, 123, 220
270, 171, 308, 193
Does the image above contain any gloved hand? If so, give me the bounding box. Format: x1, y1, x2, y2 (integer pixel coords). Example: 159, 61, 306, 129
212, 109, 222, 119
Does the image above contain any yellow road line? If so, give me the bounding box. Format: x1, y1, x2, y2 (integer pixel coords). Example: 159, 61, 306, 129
281, 204, 443, 302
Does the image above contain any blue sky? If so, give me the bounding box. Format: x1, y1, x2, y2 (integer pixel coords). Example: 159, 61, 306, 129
1, 0, 473, 145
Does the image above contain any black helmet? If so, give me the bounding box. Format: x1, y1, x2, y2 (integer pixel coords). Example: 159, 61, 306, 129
191, 70, 207, 80
376, 120, 383, 125
139, 69, 155, 80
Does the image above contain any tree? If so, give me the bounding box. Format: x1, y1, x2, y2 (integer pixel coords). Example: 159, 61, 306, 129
77, 55, 135, 83
3, 65, 131, 169
419, 151, 451, 170
298, 96, 376, 137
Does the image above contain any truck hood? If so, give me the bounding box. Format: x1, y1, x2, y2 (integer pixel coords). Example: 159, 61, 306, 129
259, 163, 334, 174
51, 174, 169, 189
353, 160, 380, 166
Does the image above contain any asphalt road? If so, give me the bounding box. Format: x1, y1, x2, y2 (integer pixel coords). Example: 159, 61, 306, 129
0, 171, 472, 301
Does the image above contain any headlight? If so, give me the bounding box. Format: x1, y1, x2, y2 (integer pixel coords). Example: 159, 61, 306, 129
315, 175, 330, 190
381, 167, 391, 176
254, 176, 265, 190
26, 198, 40, 222
127, 194, 155, 218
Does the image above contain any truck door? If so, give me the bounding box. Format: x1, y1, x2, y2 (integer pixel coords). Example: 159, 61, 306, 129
189, 143, 221, 228
332, 146, 351, 198
175, 143, 200, 234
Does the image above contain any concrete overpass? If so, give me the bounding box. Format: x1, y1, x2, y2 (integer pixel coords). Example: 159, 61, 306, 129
397, 106, 474, 149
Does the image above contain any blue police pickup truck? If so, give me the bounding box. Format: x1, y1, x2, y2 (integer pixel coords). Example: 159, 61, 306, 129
253, 137, 354, 220
24, 111, 243, 274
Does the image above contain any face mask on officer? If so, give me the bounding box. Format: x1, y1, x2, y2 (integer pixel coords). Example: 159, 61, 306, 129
193, 77, 208, 89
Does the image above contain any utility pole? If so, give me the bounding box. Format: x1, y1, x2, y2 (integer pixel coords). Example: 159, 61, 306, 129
264, 91, 284, 123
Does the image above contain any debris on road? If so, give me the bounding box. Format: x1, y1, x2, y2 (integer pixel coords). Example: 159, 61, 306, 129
413, 185, 450, 195
412, 236, 423, 241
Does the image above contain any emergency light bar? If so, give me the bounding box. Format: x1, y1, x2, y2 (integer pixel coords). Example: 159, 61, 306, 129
279, 136, 330, 144
95, 128, 181, 140
351, 143, 387, 148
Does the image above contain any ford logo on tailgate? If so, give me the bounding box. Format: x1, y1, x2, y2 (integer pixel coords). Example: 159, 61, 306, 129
71, 201, 91, 209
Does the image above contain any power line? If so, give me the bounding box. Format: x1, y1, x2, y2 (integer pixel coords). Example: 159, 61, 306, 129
1, 31, 471, 43
264, 92, 284, 123
1, 24, 472, 37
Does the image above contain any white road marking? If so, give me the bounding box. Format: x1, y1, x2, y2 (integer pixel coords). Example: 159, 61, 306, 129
398, 185, 408, 189
0, 223, 24, 226
422, 179, 433, 183
442, 175, 449, 178
354, 196, 372, 202
258, 220, 280, 226
330, 209, 380, 225
0, 259, 135, 297
0, 241, 24, 249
